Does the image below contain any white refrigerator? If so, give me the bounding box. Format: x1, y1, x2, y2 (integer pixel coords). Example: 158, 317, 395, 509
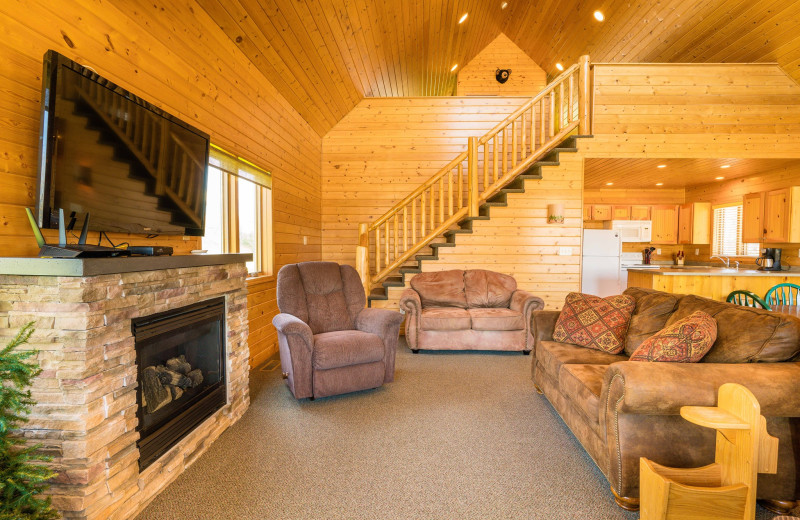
581, 229, 622, 297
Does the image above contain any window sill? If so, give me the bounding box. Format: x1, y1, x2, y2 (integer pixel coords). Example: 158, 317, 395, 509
246, 273, 276, 284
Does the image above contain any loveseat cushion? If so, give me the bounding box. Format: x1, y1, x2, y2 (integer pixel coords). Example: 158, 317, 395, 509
630, 311, 717, 363
464, 270, 517, 308
420, 308, 471, 331
313, 330, 385, 370
537, 341, 626, 382
622, 287, 681, 356
559, 364, 608, 434
666, 295, 800, 363
468, 308, 525, 331
410, 270, 468, 308
553, 293, 635, 354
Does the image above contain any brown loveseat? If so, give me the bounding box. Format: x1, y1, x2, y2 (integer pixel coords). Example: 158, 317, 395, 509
532, 286, 800, 513
400, 269, 543, 353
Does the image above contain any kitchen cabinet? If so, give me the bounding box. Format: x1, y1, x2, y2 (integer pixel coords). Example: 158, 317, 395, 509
583, 204, 593, 221
678, 202, 711, 245
651, 205, 679, 244
631, 205, 651, 220
763, 187, 800, 243
589, 204, 612, 221
742, 192, 764, 243
612, 205, 631, 220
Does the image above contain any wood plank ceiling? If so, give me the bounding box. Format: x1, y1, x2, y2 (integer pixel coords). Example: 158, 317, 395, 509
197, 0, 800, 136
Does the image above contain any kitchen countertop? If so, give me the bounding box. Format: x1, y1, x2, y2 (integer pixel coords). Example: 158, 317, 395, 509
626, 266, 800, 277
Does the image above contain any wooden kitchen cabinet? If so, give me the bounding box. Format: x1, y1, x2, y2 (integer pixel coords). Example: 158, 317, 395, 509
591, 204, 612, 221
583, 204, 593, 221
742, 192, 764, 243
678, 202, 711, 245
651, 205, 679, 244
763, 187, 800, 243
612, 205, 631, 220
630, 205, 651, 220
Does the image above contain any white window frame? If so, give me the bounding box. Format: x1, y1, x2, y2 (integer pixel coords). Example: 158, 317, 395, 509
712, 203, 759, 258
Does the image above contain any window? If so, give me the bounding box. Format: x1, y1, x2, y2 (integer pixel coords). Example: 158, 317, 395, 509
202, 145, 273, 276
712, 204, 759, 257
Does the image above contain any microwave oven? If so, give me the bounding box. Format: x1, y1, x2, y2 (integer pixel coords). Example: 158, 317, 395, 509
609, 220, 652, 242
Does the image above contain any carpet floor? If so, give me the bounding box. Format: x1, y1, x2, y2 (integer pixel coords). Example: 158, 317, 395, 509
137, 341, 787, 520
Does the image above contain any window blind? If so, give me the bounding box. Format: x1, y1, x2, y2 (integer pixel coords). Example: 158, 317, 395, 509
712, 205, 759, 257
209, 144, 272, 188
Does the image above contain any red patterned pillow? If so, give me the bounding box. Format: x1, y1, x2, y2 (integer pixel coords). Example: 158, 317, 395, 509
629, 311, 717, 362
552, 293, 635, 354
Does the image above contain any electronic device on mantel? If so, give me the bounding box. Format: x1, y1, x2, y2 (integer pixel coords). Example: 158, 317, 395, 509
26, 208, 129, 258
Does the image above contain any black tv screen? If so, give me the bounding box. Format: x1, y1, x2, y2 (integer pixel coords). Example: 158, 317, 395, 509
36, 50, 209, 236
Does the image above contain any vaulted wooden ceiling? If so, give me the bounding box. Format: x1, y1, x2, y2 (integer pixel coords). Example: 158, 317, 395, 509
195, 0, 800, 136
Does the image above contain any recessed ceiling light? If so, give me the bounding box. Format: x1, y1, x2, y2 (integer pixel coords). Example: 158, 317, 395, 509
657, 164, 667, 168
715, 176, 725, 180
555, 63, 564, 71
501, 2, 508, 9
451, 64, 458, 72
606, 182, 614, 186
594, 10, 605, 21
720, 164, 731, 169
458, 13, 468, 24
655, 182, 664, 186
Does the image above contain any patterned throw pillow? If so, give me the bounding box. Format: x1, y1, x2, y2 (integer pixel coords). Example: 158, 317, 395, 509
629, 311, 717, 362
553, 293, 636, 354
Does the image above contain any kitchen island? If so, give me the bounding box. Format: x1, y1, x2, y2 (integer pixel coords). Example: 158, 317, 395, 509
626, 266, 800, 301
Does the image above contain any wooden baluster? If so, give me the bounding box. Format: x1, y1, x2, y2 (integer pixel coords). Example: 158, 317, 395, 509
356, 223, 370, 297
468, 137, 478, 217
483, 141, 488, 191
493, 135, 499, 182
448, 169, 453, 217
403, 206, 408, 251
568, 73, 575, 123
384, 221, 389, 266
429, 186, 434, 229
511, 120, 518, 168
412, 198, 417, 244
439, 176, 444, 223
578, 55, 590, 135
375, 227, 381, 273
458, 164, 463, 209
540, 99, 546, 142
421, 190, 426, 237
393, 214, 398, 260
549, 92, 556, 137
521, 111, 526, 160
559, 82, 565, 130
530, 105, 536, 151
502, 127, 508, 176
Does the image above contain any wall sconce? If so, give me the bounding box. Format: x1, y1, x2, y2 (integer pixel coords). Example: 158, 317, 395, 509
547, 203, 565, 224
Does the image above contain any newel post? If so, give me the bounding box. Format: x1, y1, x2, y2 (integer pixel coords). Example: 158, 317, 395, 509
356, 222, 370, 298
468, 137, 479, 217
578, 55, 591, 135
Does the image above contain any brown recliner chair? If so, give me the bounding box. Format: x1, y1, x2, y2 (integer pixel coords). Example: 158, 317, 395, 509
272, 261, 404, 399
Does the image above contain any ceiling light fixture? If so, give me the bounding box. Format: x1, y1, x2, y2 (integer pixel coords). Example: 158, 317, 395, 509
606, 182, 614, 186
655, 182, 664, 186
720, 164, 731, 169
501, 2, 508, 9
555, 63, 564, 71
715, 176, 725, 180
657, 164, 667, 168
594, 10, 605, 21
451, 64, 458, 72
458, 13, 468, 24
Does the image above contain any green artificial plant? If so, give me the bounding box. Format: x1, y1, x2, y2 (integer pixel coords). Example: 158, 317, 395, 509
0, 322, 58, 520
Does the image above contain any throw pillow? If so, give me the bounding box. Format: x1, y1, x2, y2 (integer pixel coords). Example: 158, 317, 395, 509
552, 292, 636, 354
629, 311, 717, 362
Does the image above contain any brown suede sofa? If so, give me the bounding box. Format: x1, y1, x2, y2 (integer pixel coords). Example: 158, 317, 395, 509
532, 286, 800, 513
400, 269, 543, 353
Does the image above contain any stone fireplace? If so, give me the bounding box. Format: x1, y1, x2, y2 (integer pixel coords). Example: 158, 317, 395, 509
0, 254, 250, 520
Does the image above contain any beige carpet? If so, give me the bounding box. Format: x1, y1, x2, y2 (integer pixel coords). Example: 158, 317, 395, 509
137, 341, 786, 520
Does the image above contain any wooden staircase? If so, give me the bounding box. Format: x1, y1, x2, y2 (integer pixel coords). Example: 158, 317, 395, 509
356, 56, 593, 305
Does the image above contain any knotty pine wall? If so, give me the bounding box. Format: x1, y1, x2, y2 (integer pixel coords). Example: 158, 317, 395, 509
456, 33, 546, 96
0, 1, 322, 366
685, 164, 800, 267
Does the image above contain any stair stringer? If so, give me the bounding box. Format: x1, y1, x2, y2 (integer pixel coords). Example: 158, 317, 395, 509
368, 136, 588, 311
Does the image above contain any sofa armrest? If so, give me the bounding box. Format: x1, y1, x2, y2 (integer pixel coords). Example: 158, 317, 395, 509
532, 310, 560, 344
355, 308, 404, 382
399, 288, 422, 350
272, 313, 314, 351
510, 290, 545, 351
272, 313, 314, 398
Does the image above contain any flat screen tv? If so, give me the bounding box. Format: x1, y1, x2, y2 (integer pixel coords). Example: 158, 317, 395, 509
36, 50, 209, 236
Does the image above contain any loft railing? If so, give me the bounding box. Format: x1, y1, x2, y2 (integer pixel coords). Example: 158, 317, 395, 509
74, 77, 205, 227
356, 56, 591, 295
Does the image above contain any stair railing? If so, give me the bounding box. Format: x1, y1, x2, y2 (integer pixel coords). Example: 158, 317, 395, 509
356, 56, 591, 296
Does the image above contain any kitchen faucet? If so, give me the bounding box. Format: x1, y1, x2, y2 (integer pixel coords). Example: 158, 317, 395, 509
711, 255, 730, 268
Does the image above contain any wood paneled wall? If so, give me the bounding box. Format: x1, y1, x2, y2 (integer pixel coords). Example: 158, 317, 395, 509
456, 33, 546, 96
0, 0, 322, 366
321, 96, 531, 265
685, 164, 800, 267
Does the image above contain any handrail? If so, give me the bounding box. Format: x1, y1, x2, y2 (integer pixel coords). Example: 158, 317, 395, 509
357, 55, 591, 295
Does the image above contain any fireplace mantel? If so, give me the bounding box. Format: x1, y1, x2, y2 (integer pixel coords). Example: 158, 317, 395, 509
0, 257, 250, 519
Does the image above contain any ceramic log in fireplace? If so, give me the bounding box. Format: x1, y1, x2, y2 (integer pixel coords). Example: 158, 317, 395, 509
133, 297, 227, 470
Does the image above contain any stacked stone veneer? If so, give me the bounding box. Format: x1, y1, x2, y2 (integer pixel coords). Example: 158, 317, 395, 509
0, 263, 250, 519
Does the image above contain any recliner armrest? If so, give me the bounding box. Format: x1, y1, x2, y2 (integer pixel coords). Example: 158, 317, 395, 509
272, 313, 313, 352
355, 308, 404, 338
